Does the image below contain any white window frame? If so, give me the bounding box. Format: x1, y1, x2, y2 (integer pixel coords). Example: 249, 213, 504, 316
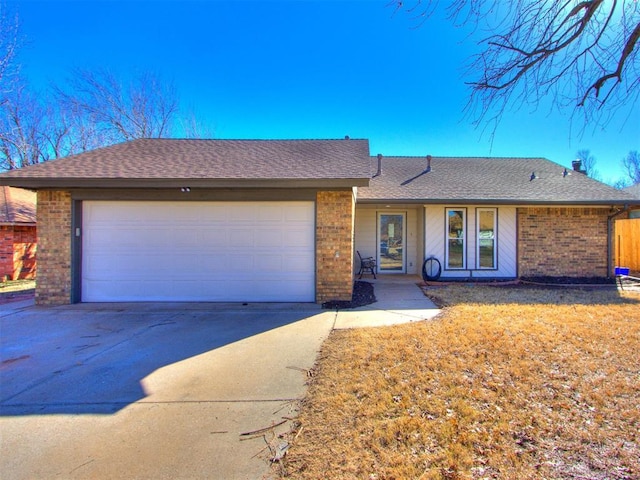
445, 208, 466, 270
476, 208, 498, 270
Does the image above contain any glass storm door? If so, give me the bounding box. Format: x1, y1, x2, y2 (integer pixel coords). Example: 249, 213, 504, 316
378, 212, 406, 273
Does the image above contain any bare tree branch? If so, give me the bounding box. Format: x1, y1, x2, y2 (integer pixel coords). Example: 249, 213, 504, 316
55, 68, 179, 143
0, 1, 20, 108
391, 0, 640, 132
0, 83, 48, 169
575, 148, 600, 179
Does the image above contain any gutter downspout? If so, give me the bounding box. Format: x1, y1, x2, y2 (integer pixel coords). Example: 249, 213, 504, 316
607, 205, 630, 279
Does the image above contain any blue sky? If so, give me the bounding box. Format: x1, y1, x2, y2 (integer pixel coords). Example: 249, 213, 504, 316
11, 0, 640, 184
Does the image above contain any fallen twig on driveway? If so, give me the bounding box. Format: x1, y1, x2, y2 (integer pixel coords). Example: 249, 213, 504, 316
239, 419, 287, 437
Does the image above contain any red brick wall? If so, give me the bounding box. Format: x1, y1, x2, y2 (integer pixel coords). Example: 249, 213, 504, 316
316, 190, 355, 302
517, 207, 609, 278
0, 226, 13, 281
36, 190, 72, 305
0, 225, 37, 281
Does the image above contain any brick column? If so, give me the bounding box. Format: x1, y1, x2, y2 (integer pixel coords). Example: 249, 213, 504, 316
316, 190, 355, 303
517, 207, 609, 278
36, 190, 72, 305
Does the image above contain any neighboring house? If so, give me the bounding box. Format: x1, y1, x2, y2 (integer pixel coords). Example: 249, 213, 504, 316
0, 138, 635, 306
0, 186, 37, 281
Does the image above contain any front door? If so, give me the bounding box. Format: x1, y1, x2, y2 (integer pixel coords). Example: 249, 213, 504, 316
377, 212, 406, 273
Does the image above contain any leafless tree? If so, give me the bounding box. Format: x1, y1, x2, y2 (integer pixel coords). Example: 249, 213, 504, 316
622, 150, 640, 185
1, 68, 198, 170
0, 1, 20, 108
55, 68, 180, 143
179, 108, 216, 139
390, 1, 640, 133
575, 148, 600, 179
0, 83, 50, 169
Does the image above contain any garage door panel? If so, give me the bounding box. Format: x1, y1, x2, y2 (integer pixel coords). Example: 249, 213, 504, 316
285, 205, 313, 222
228, 229, 255, 247
82, 201, 315, 302
257, 205, 284, 222
85, 279, 314, 303
284, 228, 314, 248
255, 229, 283, 248
199, 229, 227, 244
255, 255, 283, 271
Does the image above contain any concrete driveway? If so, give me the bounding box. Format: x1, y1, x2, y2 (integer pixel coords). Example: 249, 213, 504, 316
1, 302, 335, 480
0, 278, 439, 479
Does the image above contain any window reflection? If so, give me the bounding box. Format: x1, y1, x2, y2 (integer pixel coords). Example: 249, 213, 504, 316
446, 209, 465, 269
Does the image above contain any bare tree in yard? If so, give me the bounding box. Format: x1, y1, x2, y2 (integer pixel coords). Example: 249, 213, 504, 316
0, 1, 20, 108
0, 84, 49, 169
622, 150, 640, 185
575, 148, 600, 179
391, 1, 640, 132
56, 68, 180, 143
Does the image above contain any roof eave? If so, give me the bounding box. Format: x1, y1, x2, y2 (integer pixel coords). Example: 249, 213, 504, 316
0, 177, 370, 190
356, 198, 636, 206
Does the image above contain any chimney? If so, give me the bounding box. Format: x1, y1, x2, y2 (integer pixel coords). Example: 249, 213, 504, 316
374, 154, 382, 178
572, 159, 583, 172
426, 155, 432, 172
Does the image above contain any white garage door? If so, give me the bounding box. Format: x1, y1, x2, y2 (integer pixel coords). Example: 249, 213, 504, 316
82, 201, 315, 302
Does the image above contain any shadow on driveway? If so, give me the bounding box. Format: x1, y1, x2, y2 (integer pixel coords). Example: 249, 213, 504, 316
1, 302, 326, 416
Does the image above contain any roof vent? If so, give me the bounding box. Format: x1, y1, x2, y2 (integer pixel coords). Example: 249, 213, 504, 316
530, 172, 537, 181
426, 155, 432, 173
344, 135, 350, 140
373, 154, 382, 178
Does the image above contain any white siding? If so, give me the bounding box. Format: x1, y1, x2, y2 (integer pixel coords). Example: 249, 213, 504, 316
424, 205, 517, 278
354, 207, 377, 273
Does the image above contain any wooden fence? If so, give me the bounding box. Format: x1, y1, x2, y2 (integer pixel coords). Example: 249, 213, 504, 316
615, 219, 640, 273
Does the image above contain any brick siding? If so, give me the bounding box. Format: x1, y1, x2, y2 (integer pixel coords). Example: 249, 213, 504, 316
0, 225, 37, 281
316, 190, 355, 302
517, 207, 609, 278
0, 226, 14, 281
36, 191, 72, 305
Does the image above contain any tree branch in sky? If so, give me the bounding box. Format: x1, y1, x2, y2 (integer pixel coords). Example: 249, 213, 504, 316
0, 1, 20, 108
391, 0, 640, 133
55, 69, 180, 143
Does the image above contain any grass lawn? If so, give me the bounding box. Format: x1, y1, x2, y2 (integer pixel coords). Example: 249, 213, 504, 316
279, 285, 640, 479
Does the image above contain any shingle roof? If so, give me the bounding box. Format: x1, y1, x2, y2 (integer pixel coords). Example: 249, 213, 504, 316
623, 183, 640, 199
0, 138, 372, 189
0, 187, 36, 224
358, 156, 634, 204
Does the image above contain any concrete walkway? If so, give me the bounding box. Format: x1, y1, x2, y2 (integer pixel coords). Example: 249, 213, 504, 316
334, 275, 441, 328
0, 279, 439, 480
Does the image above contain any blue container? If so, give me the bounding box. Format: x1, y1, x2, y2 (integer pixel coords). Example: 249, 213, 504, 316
615, 267, 630, 276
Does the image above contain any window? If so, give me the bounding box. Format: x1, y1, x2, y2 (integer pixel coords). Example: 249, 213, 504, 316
446, 208, 466, 269
477, 208, 497, 269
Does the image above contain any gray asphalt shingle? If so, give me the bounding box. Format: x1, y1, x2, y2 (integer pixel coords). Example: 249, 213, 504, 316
358, 156, 634, 204
623, 183, 640, 199
0, 138, 372, 187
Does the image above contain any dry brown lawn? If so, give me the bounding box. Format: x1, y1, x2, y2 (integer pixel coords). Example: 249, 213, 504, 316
279, 285, 640, 480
